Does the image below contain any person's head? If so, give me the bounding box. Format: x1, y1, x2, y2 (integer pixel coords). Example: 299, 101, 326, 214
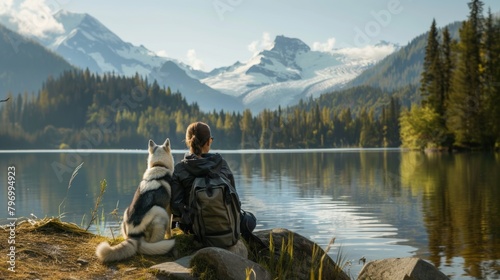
185, 122, 213, 156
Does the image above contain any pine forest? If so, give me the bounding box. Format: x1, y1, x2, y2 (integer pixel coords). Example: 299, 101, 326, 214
1, 0, 499, 151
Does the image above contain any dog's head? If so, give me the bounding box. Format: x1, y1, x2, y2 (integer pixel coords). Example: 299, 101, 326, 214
147, 138, 174, 170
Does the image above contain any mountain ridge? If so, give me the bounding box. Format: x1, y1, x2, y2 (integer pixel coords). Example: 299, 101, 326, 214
345, 21, 462, 92
1, 9, 397, 112
201, 35, 397, 112
48, 10, 164, 76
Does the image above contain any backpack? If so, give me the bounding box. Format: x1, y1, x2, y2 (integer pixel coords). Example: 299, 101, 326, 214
189, 171, 241, 247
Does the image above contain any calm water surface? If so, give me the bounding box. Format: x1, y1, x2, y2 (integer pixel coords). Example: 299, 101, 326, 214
1, 149, 499, 279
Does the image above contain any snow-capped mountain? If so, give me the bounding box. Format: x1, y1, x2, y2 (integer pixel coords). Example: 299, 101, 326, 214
41, 10, 165, 77
149, 61, 243, 111
201, 35, 397, 112
30, 10, 239, 112
1, 9, 397, 112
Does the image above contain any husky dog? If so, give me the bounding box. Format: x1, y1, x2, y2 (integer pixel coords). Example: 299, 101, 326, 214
96, 138, 175, 262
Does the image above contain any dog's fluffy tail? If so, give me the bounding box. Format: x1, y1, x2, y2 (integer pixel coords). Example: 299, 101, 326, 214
96, 238, 175, 262
96, 239, 138, 263
139, 239, 175, 255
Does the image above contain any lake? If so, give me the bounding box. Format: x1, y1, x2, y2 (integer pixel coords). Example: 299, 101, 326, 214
1, 149, 499, 279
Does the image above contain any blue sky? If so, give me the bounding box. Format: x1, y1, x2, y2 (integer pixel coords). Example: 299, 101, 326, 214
2, 0, 500, 70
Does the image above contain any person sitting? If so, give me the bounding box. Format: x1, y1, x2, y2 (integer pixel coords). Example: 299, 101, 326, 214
171, 122, 256, 243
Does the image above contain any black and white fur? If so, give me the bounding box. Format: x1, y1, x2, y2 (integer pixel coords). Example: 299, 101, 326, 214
96, 138, 175, 262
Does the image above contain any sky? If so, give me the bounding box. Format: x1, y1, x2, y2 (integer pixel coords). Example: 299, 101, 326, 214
2, 0, 500, 71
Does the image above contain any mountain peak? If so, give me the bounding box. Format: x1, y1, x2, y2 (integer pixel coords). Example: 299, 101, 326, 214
53, 10, 87, 32
241, 36, 313, 88
54, 10, 111, 36
271, 35, 311, 53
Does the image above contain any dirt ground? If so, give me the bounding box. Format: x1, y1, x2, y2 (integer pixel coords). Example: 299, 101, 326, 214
0, 218, 181, 280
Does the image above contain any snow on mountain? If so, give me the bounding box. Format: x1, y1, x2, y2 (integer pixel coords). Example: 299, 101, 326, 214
26, 10, 239, 112
149, 61, 243, 112
201, 35, 397, 112
1, 8, 397, 113
42, 10, 166, 77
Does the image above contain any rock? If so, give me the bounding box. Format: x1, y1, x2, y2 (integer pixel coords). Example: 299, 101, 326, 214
227, 239, 248, 259
357, 257, 450, 280
150, 255, 196, 280
190, 247, 271, 280
252, 228, 350, 280
150, 242, 251, 280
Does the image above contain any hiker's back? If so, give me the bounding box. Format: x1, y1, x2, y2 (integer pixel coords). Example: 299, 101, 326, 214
168, 122, 253, 248
190, 172, 241, 247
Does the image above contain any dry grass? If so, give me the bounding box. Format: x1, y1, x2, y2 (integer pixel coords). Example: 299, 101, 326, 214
0, 218, 181, 280
1, 218, 350, 280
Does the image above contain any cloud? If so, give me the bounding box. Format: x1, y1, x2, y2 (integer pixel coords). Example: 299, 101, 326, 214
186, 49, 206, 71
312, 38, 395, 62
335, 44, 397, 61
3, 0, 64, 38
155, 50, 169, 58
0, 0, 13, 16
312, 38, 336, 52
248, 32, 274, 56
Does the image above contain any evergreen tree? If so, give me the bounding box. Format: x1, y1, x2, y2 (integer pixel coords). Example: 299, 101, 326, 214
382, 97, 401, 147
482, 9, 500, 146
259, 109, 271, 149
332, 110, 345, 147
441, 27, 454, 107
446, 0, 484, 147
359, 107, 381, 147
439, 26, 455, 147
240, 109, 254, 148
420, 19, 444, 116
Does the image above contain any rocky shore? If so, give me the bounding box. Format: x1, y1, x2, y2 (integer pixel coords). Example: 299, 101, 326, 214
153, 228, 449, 280
0, 218, 449, 279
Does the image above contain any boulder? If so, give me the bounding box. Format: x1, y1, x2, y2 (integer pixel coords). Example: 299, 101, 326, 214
150, 228, 366, 279
151, 240, 254, 279
227, 239, 249, 259
150, 255, 196, 280
190, 247, 271, 280
357, 257, 450, 280
252, 228, 350, 280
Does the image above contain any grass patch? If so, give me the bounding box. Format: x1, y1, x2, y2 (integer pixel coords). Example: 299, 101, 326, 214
190, 258, 219, 280
0, 217, 178, 280
0, 218, 352, 280
249, 231, 351, 280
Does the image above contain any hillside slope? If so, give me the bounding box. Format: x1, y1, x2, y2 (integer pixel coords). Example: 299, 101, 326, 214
0, 24, 74, 99
345, 22, 461, 91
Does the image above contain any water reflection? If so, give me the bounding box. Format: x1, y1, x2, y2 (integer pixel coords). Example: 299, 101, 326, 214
0, 150, 499, 279
224, 150, 500, 279
400, 152, 500, 279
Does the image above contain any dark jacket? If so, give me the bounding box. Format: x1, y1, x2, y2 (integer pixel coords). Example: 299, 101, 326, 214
171, 153, 236, 218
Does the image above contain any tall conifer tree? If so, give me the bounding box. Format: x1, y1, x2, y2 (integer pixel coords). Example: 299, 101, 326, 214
482, 9, 500, 146
420, 19, 443, 116
440, 26, 455, 147
441, 27, 454, 110
446, 0, 484, 147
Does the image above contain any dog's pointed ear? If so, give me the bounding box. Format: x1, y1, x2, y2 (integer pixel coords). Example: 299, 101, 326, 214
148, 139, 156, 152
163, 138, 170, 151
